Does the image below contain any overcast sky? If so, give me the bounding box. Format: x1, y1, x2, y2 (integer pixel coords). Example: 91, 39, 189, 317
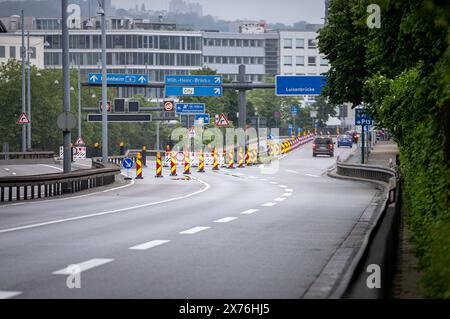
111, 0, 325, 25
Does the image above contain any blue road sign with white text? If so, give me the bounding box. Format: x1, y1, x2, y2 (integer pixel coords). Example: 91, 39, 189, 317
166, 86, 222, 97
194, 114, 211, 124
122, 158, 134, 169
88, 73, 149, 86
165, 75, 223, 86
291, 105, 298, 115
355, 108, 374, 126
175, 103, 206, 114
276, 76, 326, 96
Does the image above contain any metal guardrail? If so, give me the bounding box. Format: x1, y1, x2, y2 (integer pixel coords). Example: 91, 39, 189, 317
0, 151, 55, 160
333, 160, 400, 298
0, 162, 120, 203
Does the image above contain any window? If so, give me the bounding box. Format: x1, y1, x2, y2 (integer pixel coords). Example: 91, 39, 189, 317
243, 39, 250, 47
208, 56, 214, 63
284, 56, 293, 65
284, 39, 292, 48
236, 39, 242, 47
215, 39, 221, 46
223, 39, 229, 47
215, 56, 221, 64
236, 57, 242, 64
296, 56, 304, 65
229, 39, 235, 46
320, 57, 329, 66
308, 56, 316, 66
160, 36, 170, 49
243, 57, 250, 64
0, 46, 5, 58
296, 38, 304, 49
250, 39, 255, 47
222, 56, 229, 64
257, 40, 264, 47
9, 46, 16, 59
308, 39, 316, 49
229, 56, 236, 64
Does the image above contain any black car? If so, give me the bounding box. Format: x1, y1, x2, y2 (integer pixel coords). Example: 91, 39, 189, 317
312, 137, 334, 157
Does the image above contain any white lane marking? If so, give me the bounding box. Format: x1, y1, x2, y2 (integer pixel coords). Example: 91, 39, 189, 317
248, 176, 256, 179
4, 168, 10, 171
0, 178, 210, 234
285, 188, 293, 192
269, 181, 278, 185
39, 164, 63, 171
73, 162, 92, 168
282, 193, 293, 197
0, 179, 135, 209
262, 202, 277, 207
259, 178, 268, 181
129, 240, 170, 251
274, 197, 286, 202
179, 226, 210, 235
214, 217, 238, 223
285, 169, 298, 174
306, 174, 320, 178
0, 291, 22, 299
278, 185, 287, 188
12, 172, 16, 176
241, 209, 259, 215
52, 258, 114, 275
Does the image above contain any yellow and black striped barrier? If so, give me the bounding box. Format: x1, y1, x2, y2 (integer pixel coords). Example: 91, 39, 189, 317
155, 151, 163, 178
136, 152, 143, 179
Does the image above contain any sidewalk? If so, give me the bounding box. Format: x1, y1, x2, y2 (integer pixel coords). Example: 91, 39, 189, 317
343, 139, 423, 298
345, 140, 399, 167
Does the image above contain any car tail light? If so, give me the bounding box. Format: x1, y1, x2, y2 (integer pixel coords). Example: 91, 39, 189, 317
329, 144, 333, 150
312, 144, 316, 149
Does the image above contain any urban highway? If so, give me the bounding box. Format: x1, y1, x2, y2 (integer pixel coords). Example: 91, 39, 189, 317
0, 142, 377, 299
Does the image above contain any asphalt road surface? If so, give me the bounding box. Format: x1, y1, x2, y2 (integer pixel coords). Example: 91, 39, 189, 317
0, 160, 91, 177
0, 142, 377, 299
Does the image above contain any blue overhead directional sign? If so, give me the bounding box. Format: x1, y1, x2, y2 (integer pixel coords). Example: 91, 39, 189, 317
122, 157, 134, 169
194, 114, 211, 124
165, 75, 223, 86
88, 73, 149, 85
175, 103, 206, 114
166, 86, 222, 97
355, 108, 374, 126
276, 76, 326, 96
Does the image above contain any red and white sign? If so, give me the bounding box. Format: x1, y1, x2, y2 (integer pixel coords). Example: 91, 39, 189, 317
17, 112, 31, 125
74, 137, 85, 145
99, 101, 111, 112
163, 100, 175, 112
215, 113, 230, 127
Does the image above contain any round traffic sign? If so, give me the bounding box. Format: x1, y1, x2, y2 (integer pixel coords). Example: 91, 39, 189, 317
176, 152, 185, 162
163, 101, 174, 112
122, 157, 134, 169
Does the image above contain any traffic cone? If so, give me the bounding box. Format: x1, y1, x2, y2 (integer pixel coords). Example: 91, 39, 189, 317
170, 150, 177, 176
245, 146, 251, 166
155, 151, 163, 178
237, 147, 244, 168
269, 143, 275, 157
198, 148, 205, 173
275, 143, 280, 156
222, 147, 227, 168
136, 152, 143, 179
227, 147, 235, 169
212, 147, 219, 171
252, 146, 257, 165
281, 142, 285, 154
184, 150, 191, 175
164, 145, 171, 167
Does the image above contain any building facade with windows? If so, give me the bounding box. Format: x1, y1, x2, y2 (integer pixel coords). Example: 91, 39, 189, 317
0, 34, 45, 68
202, 32, 266, 83
279, 30, 329, 76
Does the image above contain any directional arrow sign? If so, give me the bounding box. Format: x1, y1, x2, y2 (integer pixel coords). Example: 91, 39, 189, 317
175, 103, 206, 114
165, 75, 223, 86
166, 86, 222, 97
88, 73, 149, 86
194, 114, 211, 124
355, 108, 373, 126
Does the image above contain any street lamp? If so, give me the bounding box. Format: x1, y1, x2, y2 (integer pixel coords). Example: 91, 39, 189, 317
97, 0, 108, 163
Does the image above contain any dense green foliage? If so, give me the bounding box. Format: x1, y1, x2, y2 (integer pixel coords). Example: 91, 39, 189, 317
320, 0, 450, 297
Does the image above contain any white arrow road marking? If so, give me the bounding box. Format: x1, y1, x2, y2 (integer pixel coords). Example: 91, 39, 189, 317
52, 258, 114, 275
0, 291, 22, 299
214, 217, 238, 223
129, 240, 170, 251
241, 209, 259, 215
274, 197, 286, 202
179, 226, 210, 235
262, 202, 277, 207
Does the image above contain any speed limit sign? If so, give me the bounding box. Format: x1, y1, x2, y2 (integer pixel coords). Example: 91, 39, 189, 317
163, 101, 174, 112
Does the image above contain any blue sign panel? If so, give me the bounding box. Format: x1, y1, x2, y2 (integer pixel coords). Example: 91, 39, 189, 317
166, 86, 222, 97
291, 105, 298, 115
194, 114, 211, 124
288, 124, 293, 137
122, 157, 134, 169
88, 73, 149, 85
276, 76, 326, 96
175, 103, 206, 114
355, 108, 374, 126
165, 75, 223, 86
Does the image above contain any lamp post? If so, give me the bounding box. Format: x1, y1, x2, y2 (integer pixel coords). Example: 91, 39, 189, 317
62, 0, 72, 173
97, 0, 108, 163
21, 10, 26, 152
77, 64, 82, 139
26, 31, 31, 150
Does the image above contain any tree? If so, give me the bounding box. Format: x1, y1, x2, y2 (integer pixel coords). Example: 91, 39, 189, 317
310, 95, 337, 128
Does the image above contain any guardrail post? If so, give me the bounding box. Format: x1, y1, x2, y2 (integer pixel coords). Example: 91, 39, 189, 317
1, 187, 4, 202
44, 184, 48, 197
16, 186, 20, 201
38, 184, 42, 198
31, 185, 35, 199
8, 186, 12, 201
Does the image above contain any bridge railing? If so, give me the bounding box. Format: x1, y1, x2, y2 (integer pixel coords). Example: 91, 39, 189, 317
0, 151, 56, 164
0, 162, 120, 203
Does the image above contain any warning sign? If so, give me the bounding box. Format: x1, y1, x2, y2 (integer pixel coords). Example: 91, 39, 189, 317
215, 113, 230, 127
74, 137, 85, 146
17, 112, 31, 125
